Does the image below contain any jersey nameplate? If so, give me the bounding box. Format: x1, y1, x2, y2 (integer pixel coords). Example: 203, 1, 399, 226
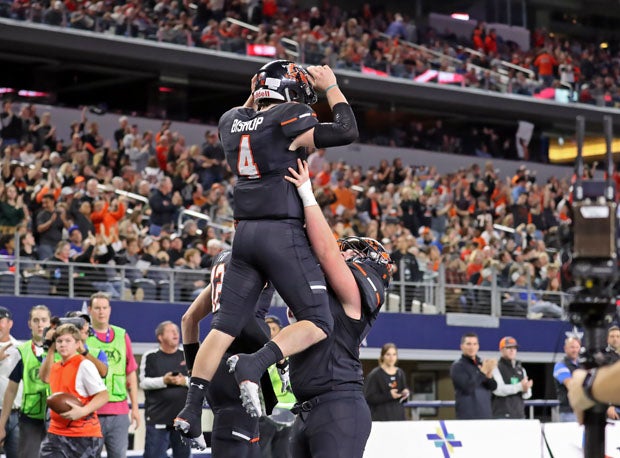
231, 117, 264, 133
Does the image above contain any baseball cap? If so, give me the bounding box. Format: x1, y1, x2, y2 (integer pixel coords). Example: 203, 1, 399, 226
65, 310, 91, 324
0, 307, 12, 320
499, 336, 518, 350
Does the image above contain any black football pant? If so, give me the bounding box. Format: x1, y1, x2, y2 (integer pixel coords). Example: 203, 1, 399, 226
289, 391, 371, 458
212, 219, 333, 337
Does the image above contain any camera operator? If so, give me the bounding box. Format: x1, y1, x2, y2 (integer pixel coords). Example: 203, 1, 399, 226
568, 360, 620, 424
39, 312, 108, 382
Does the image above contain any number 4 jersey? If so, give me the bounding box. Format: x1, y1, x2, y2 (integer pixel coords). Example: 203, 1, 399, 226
218, 102, 318, 220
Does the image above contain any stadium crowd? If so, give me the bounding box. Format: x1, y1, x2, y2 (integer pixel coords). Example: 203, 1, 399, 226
2, 0, 620, 106
0, 101, 574, 317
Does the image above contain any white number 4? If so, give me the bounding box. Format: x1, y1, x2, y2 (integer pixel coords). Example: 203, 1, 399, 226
237, 135, 260, 179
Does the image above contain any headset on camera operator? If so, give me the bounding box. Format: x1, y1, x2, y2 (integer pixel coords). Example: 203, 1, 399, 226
39, 312, 108, 382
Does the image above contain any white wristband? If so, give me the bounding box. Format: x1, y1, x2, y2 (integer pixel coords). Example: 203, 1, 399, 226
297, 180, 317, 207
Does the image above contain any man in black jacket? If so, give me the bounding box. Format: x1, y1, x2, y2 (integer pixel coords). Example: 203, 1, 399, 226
450, 332, 497, 419
491, 336, 532, 419
148, 176, 182, 237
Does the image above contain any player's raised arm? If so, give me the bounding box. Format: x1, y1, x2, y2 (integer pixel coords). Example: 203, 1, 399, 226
285, 159, 362, 318
289, 65, 358, 151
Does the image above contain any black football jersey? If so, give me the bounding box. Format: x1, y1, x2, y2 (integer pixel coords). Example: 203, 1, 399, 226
218, 102, 318, 220
289, 289, 370, 401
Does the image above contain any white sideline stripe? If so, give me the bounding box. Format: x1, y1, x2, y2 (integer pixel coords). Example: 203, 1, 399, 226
232, 431, 252, 441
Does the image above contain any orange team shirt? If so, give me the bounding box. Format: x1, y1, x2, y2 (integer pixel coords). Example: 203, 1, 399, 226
48, 355, 103, 438
534, 53, 557, 76
330, 187, 356, 214
90, 201, 125, 236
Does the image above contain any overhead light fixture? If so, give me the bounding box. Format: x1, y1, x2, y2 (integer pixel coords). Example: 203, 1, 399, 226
600, 42, 609, 49
450, 13, 469, 21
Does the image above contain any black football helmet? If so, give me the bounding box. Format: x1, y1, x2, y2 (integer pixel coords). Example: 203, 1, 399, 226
253, 60, 318, 105
339, 236, 393, 289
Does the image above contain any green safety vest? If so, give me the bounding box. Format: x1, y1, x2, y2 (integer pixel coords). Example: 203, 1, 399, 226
268, 363, 297, 410
86, 325, 127, 402
17, 340, 53, 420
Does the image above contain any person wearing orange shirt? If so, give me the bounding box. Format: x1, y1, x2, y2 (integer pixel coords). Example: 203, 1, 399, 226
533, 50, 557, 87
330, 175, 356, 215
90, 197, 126, 237
39, 323, 108, 458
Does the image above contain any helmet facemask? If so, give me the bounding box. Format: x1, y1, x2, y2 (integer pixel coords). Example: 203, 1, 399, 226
253, 60, 318, 108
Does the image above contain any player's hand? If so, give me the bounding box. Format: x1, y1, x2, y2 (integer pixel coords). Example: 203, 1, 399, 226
607, 405, 620, 420
390, 388, 401, 399
0, 424, 6, 446
567, 369, 596, 424
400, 388, 410, 400
306, 65, 337, 92
285, 159, 310, 188
61, 401, 87, 420
250, 74, 257, 94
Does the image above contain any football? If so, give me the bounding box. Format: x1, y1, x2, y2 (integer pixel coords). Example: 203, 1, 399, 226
46, 392, 83, 414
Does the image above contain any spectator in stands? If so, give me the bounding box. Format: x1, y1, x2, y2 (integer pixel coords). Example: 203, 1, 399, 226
553, 336, 581, 422
86, 292, 140, 457
36, 193, 69, 260
114, 116, 129, 150
139, 321, 190, 458
166, 235, 184, 267
33, 112, 57, 151
390, 235, 422, 310
148, 176, 182, 236
199, 131, 225, 189
491, 336, 532, 419
19, 230, 39, 262
450, 332, 497, 419
306, 148, 327, 178
43, 1, 65, 26
385, 13, 407, 40
199, 238, 223, 269
533, 48, 557, 88
91, 195, 126, 237
0, 185, 26, 235
0, 101, 22, 146
176, 248, 207, 301
484, 29, 498, 55
364, 343, 410, 421
115, 237, 145, 288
